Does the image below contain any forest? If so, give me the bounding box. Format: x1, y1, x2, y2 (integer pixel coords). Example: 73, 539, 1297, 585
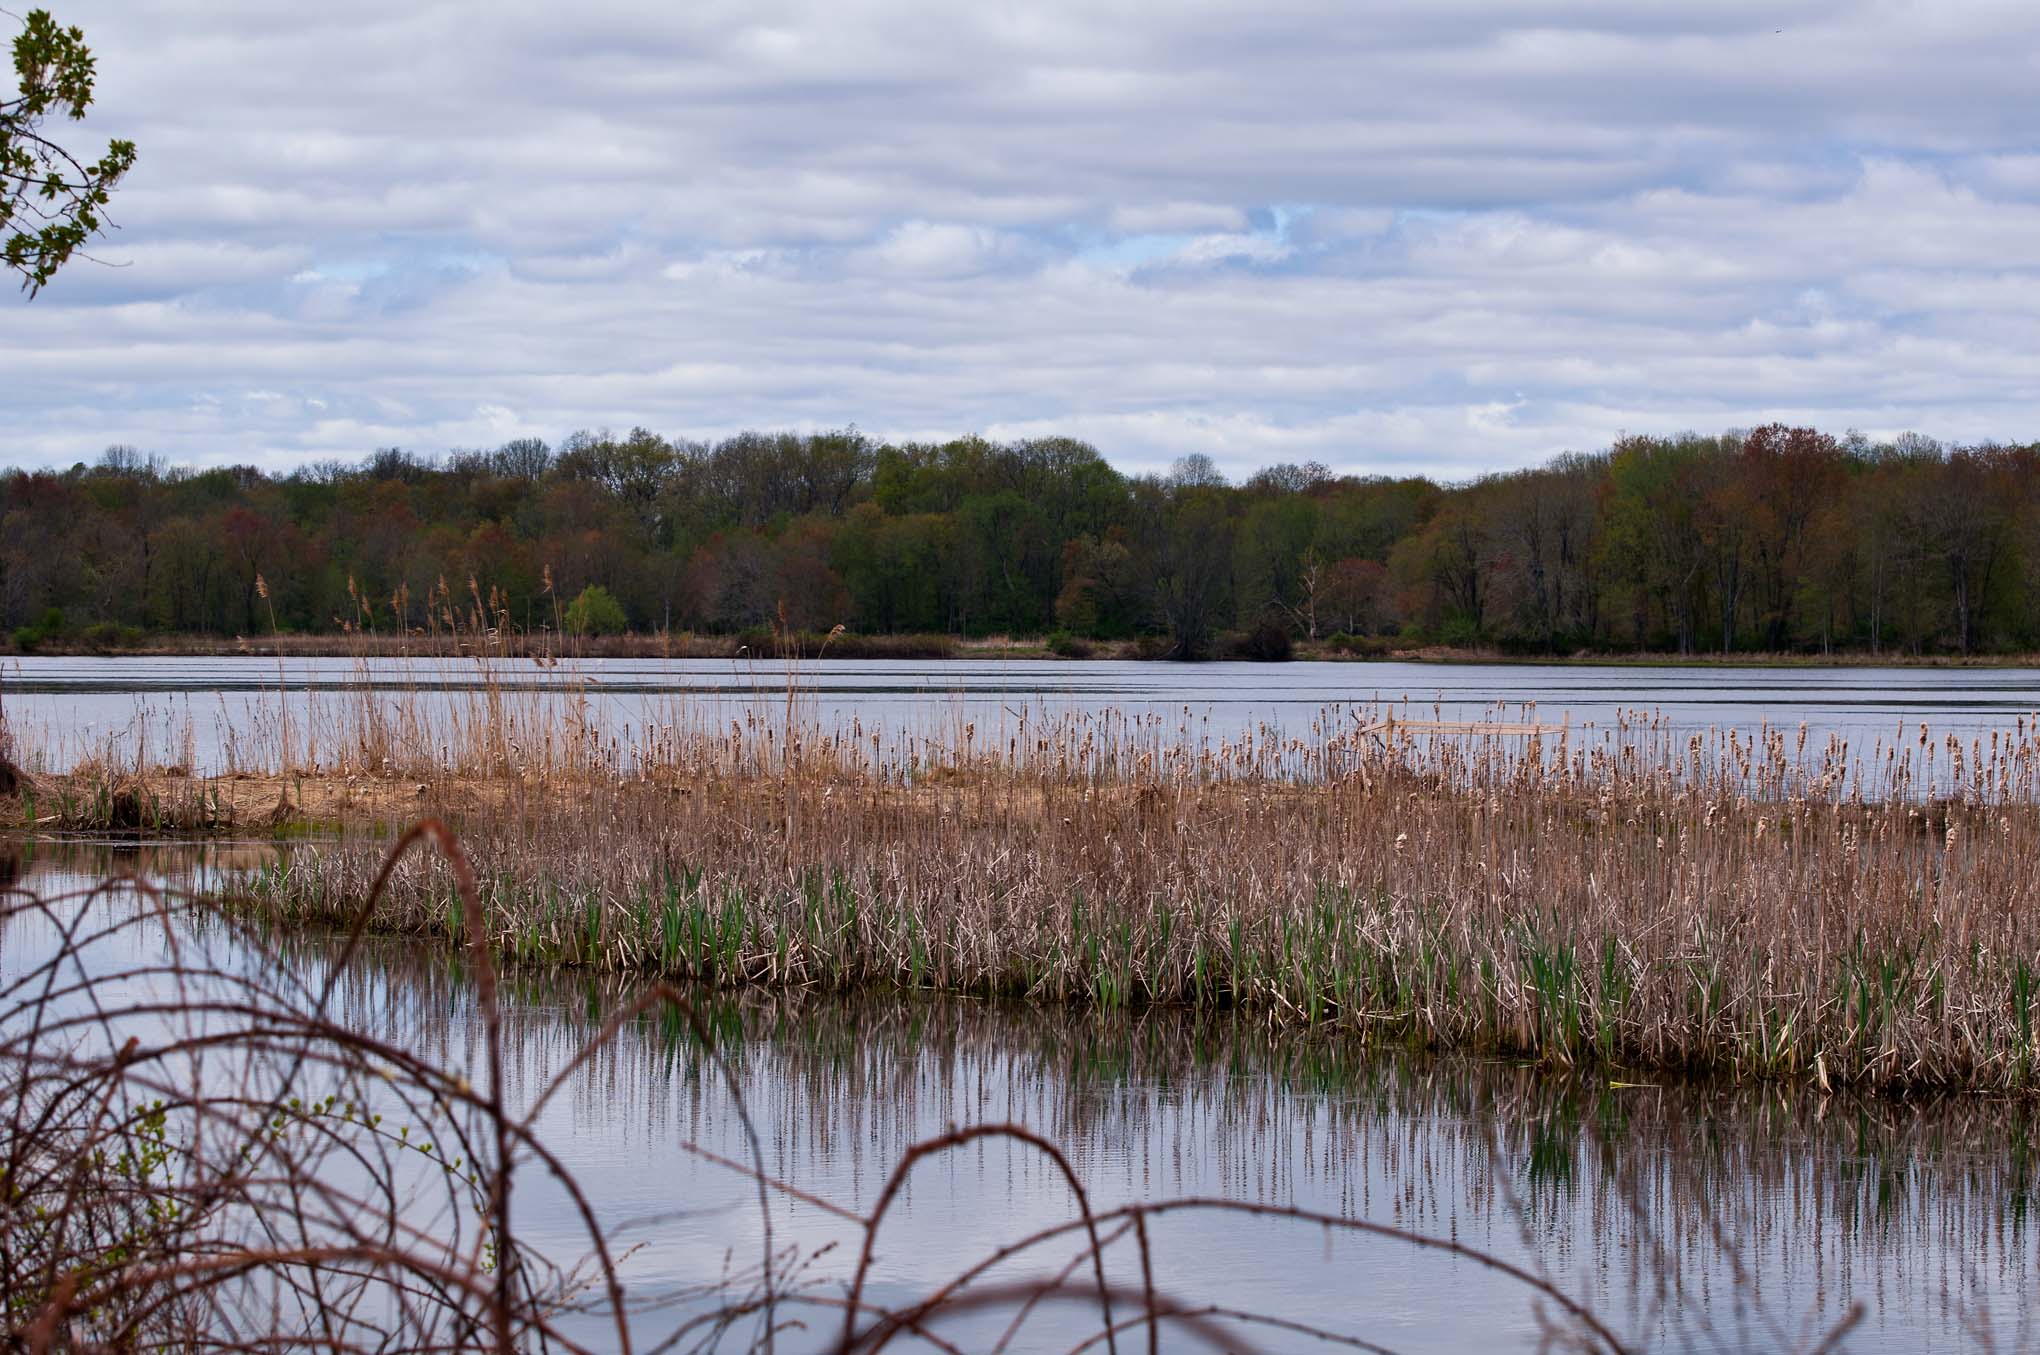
1, 424, 2034, 658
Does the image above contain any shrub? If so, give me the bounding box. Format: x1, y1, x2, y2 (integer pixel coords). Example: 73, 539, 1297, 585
77, 621, 144, 652
1046, 630, 1094, 659
1324, 631, 1392, 657
10, 607, 67, 652
1231, 618, 1293, 662
1436, 616, 1483, 648
818, 631, 955, 660
564, 585, 628, 636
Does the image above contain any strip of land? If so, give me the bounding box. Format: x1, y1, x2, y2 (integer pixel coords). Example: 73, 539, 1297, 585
8, 629, 2040, 668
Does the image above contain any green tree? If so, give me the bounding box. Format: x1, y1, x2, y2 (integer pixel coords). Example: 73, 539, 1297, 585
1150, 489, 1234, 659
1234, 495, 1318, 628
4, 9, 135, 295
1055, 534, 1146, 636
1599, 436, 1709, 652
1390, 492, 1495, 641
564, 584, 628, 636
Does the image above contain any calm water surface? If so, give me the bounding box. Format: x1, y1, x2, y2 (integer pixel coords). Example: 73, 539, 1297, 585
8, 655, 2040, 772
5, 840, 2036, 1352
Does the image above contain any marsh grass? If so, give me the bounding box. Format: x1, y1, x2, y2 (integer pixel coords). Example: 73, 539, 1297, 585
18, 764, 232, 834
4, 826, 1898, 1353
16, 625, 2040, 1091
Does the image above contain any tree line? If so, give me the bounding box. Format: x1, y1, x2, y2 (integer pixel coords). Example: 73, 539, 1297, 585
2, 425, 2036, 658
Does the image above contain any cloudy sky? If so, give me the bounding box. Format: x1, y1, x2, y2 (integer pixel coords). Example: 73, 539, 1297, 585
10, 1, 2040, 479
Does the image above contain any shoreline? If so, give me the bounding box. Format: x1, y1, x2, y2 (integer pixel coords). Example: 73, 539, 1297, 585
4, 631, 2037, 668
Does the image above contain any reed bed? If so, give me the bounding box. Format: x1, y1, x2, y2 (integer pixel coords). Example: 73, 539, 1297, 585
7, 830, 1879, 1354
14, 648, 2040, 1092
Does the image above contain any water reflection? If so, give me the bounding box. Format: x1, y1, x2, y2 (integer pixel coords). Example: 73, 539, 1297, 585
7, 839, 2037, 1351
0, 834, 287, 895
304, 936, 2038, 1351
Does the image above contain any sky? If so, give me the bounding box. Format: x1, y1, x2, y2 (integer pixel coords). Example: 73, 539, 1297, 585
9, 0, 2040, 480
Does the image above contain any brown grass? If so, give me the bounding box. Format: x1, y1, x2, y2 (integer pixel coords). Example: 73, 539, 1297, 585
13, 638, 2040, 1093
5, 826, 1886, 1353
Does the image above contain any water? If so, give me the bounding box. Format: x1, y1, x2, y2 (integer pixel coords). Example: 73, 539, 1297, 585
5, 840, 2035, 1352
8, 654, 2040, 773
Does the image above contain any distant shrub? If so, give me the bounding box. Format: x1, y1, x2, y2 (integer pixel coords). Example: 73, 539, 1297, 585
564, 585, 628, 636
1437, 616, 1482, 648
1046, 630, 1093, 659
1324, 631, 1392, 657
11, 607, 68, 652
77, 621, 144, 652
825, 632, 955, 660
1231, 619, 1293, 662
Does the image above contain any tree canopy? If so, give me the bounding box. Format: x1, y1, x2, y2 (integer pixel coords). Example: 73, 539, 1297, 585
8, 424, 2040, 659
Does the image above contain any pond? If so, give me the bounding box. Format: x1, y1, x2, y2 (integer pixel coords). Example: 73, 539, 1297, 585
8, 654, 2040, 774
4, 839, 2034, 1352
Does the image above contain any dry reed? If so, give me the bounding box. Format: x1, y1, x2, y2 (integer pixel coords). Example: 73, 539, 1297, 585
2, 826, 1887, 1352
15, 639, 2040, 1092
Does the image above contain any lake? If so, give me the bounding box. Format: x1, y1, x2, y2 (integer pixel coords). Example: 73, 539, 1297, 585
8, 654, 2040, 773
5, 838, 2036, 1352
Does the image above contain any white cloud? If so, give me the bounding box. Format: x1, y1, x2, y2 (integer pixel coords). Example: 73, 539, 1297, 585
1108, 202, 1247, 235
858, 221, 1039, 279
8, 1, 2040, 479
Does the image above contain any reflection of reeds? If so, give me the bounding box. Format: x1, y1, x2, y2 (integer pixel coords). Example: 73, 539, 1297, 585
306, 935, 2040, 1339
18, 642, 2040, 1089
0, 826, 620, 1349
0, 828, 1875, 1352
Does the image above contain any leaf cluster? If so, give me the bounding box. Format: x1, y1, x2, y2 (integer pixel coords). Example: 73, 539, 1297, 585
2, 8, 135, 295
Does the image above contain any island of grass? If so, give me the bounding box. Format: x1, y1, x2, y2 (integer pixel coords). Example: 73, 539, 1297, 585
9, 671, 2037, 1097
